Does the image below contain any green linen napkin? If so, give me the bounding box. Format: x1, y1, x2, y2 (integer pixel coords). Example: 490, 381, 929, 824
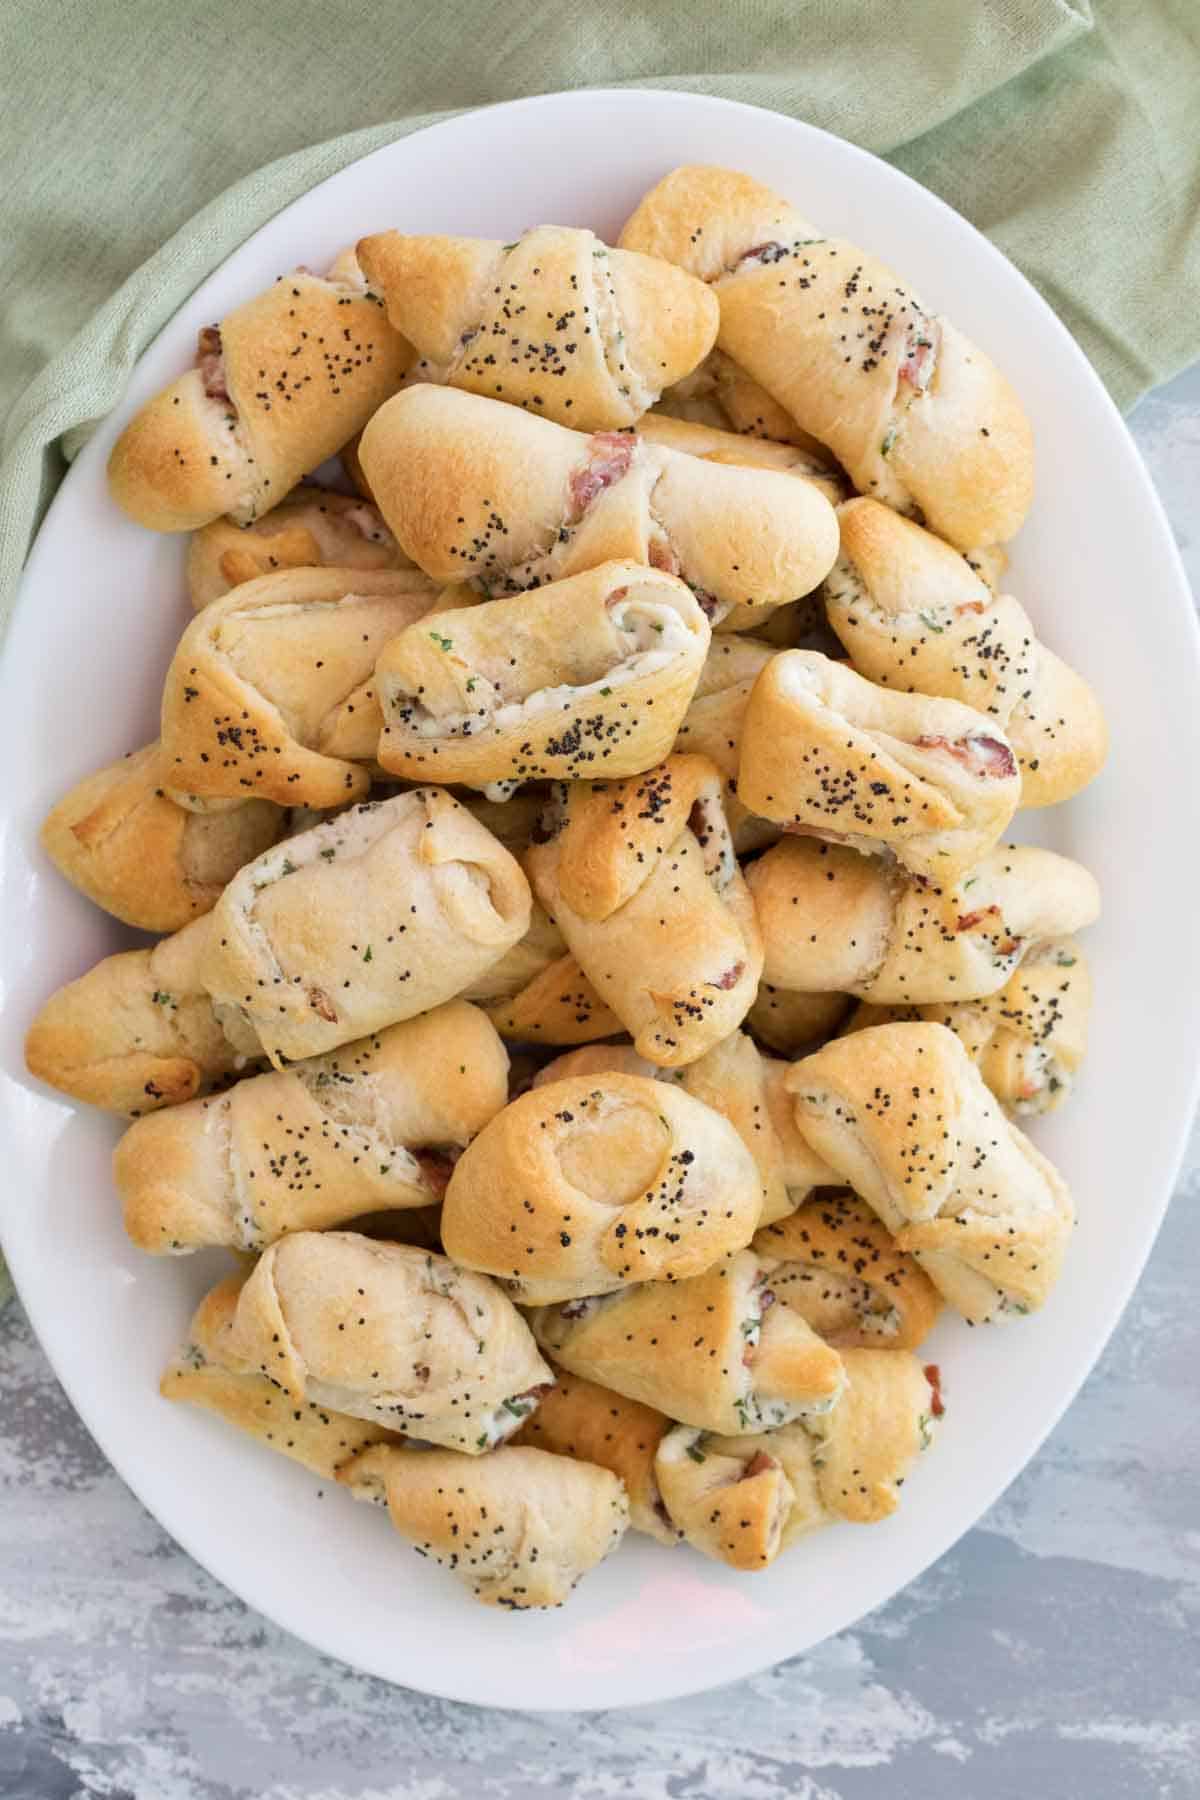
0, 0, 1197, 1307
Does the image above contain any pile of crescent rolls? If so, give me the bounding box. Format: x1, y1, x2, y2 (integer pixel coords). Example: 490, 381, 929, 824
27, 165, 1105, 1612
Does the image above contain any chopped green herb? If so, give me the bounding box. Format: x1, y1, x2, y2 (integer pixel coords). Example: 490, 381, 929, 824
429, 632, 454, 652
918, 611, 945, 634
280, 858, 296, 875
319, 847, 337, 861
1054, 952, 1077, 967
918, 1413, 933, 1449
465, 677, 476, 693
151, 991, 173, 1007
685, 1443, 707, 1464
363, 946, 373, 963
599, 686, 612, 697
880, 428, 897, 458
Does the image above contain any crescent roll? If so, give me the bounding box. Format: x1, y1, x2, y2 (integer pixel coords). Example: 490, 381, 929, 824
357, 224, 718, 430
186, 485, 410, 609
160, 566, 437, 810
40, 742, 282, 932
375, 562, 709, 790
634, 412, 846, 508
653, 1347, 937, 1565
533, 1032, 834, 1229
825, 499, 1107, 806
674, 635, 778, 853
162, 1273, 404, 1477
200, 791, 531, 1065
211, 1230, 551, 1453
116, 1001, 508, 1254
107, 249, 411, 533
746, 985, 851, 1056
528, 1248, 846, 1435
24, 916, 261, 1117
786, 1022, 1074, 1322
441, 1070, 762, 1302
338, 1441, 628, 1610
526, 757, 763, 1066
512, 1369, 678, 1543
752, 1192, 942, 1350
357, 384, 839, 623
476, 952, 622, 1045
619, 166, 1033, 551
843, 937, 1090, 1117
746, 837, 1100, 1004
738, 650, 1021, 881
654, 347, 834, 455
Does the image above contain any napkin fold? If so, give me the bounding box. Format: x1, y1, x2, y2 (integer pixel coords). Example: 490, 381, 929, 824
1, 0, 1198, 1306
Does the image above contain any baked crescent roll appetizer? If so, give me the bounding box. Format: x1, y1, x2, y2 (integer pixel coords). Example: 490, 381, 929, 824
738, 650, 1021, 882
786, 1022, 1074, 1322
654, 1347, 937, 1565
162, 1273, 405, 1477
116, 1001, 508, 1254
441, 1070, 762, 1302
745, 985, 851, 1055
476, 951, 623, 1045
40, 741, 282, 932
844, 937, 1090, 1117
186, 485, 409, 609
825, 500, 1107, 806
108, 249, 411, 533
200, 791, 531, 1065
211, 1231, 551, 1453
358, 384, 839, 623
619, 166, 1033, 551
533, 1031, 834, 1229
512, 1369, 679, 1543
338, 1442, 628, 1610
526, 757, 763, 1066
674, 634, 778, 854
635, 412, 846, 507
654, 347, 834, 455
357, 224, 718, 431
24, 915, 261, 1116
752, 1192, 942, 1350
746, 837, 1100, 1004
375, 561, 709, 790
528, 1248, 846, 1434
160, 566, 437, 810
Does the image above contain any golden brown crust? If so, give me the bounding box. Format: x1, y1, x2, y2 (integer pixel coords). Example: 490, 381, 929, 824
337, 1442, 628, 1609
108, 255, 411, 532
786, 1022, 1074, 1321
746, 837, 1100, 1004
738, 650, 1021, 882
200, 791, 531, 1065
803, 1347, 936, 1523
160, 566, 437, 808
441, 1070, 761, 1301
752, 1192, 942, 1349
477, 951, 623, 1045
359, 226, 718, 430
512, 1368, 677, 1542
161, 1275, 404, 1477
375, 562, 710, 787
619, 166, 1033, 551
526, 758, 763, 1066
653, 1425, 795, 1569
24, 916, 259, 1117
844, 937, 1091, 1118
527, 1248, 845, 1435
826, 499, 1107, 807
117, 1002, 508, 1254
358, 384, 838, 620
186, 485, 410, 609
214, 1230, 551, 1453
40, 742, 282, 931
636, 412, 845, 507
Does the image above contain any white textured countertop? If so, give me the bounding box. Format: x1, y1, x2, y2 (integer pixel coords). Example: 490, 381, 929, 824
2, 364, 1198, 1800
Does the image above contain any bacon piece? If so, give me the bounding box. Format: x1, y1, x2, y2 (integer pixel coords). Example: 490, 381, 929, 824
308, 985, 338, 1022
955, 905, 1001, 934
196, 326, 230, 403
647, 538, 680, 577
568, 432, 635, 521
915, 733, 1017, 781
900, 317, 940, 392
743, 1451, 778, 1479
737, 242, 788, 267
710, 963, 746, 992
956, 600, 987, 617
924, 1363, 945, 1417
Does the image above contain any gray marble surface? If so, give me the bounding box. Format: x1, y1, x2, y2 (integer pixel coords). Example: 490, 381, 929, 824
3, 364, 1199, 1800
